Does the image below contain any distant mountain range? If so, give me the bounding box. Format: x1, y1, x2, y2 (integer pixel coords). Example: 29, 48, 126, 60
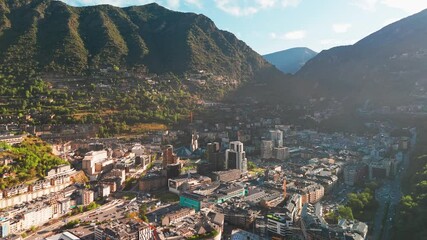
0, 0, 278, 83
263, 47, 317, 74
296, 9, 427, 105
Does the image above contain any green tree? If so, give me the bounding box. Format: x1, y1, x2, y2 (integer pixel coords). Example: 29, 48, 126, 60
337, 206, 354, 220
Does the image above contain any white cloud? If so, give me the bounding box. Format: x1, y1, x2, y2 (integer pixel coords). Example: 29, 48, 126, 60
282, 0, 301, 8
380, 0, 427, 14
184, 0, 202, 8
351, 0, 378, 11
167, 0, 179, 8
215, 0, 259, 16
332, 23, 352, 33
351, 0, 427, 14
284, 30, 306, 40
270, 30, 307, 40
269, 32, 278, 39
256, 0, 277, 9
215, 0, 288, 17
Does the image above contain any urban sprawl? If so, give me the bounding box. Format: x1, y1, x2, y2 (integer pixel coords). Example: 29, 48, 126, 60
0, 109, 414, 240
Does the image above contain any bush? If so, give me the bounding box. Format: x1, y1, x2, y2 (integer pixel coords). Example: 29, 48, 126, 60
65, 219, 80, 229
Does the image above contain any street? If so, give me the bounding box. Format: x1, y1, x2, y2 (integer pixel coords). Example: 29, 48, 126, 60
372, 128, 416, 240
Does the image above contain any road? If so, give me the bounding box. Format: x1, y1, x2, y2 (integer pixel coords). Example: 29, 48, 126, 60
372, 128, 416, 240
27, 199, 124, 240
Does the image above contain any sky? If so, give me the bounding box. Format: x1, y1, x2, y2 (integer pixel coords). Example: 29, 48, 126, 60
62, 0, 427, 55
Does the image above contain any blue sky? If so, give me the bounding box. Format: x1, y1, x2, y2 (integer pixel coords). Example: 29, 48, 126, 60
62, 0, 427, 54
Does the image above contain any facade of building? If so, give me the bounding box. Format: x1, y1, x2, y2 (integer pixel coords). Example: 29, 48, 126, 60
94, 220, 153, 240
82, 150, 108, 175
23, 205, 53, 230
211, 169, 241, 183
225, 141, 247, 174
162, 145, 178, 168
179, 192, 208, 211
344, 164, 368, 186
291, 183, 325, 204
267, 213, 293, 237
369, 159, 392, 180
131, 144, 145, 156
81, 190, 94, 206
161, 208, 196, 226
0, 134, 25, 145
269, 130, 283, 148
274, 147, 289, 160
213, 185, 246, 203
139, 173, 167, 192
168, 176, 212, 194
191, 133, 199, 152
207, 142, 225, 171
261, 140, 273, 159
0, 217, 9, 238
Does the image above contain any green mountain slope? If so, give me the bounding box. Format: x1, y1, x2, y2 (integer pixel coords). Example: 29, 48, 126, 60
0, 0, 289, 136
296, 9, 427, 105
0, 0, 273, 82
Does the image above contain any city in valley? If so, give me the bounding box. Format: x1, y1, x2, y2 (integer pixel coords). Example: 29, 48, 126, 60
1, 1, 427, 240
0, 105, 415, 239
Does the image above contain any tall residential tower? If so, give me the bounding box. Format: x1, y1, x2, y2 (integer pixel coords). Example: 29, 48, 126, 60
225, 141, 248, 174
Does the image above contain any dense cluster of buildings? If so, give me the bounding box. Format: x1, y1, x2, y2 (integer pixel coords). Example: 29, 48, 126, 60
0, 102, 414, 240
147, 120, 411, 239
301, 203, 368, 240
0, 137, 161, 238
94, 219, 154, 240
0, 165, 75, 209
261, 130, 289, 160
157, 208, 224, 239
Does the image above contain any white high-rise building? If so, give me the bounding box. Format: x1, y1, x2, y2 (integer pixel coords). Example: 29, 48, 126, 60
226, 141, 248, 173
269, 130, 283, 147
82, 150, 108, 175
131, 144, 145, 156
261, 140, 273, 159
190, 133, 199, 152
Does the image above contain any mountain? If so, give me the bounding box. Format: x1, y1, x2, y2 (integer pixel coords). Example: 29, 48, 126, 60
0, 0, 275, 82
263, 47, 317, 74
296, 9, 427, 105
0, 0, 291, 133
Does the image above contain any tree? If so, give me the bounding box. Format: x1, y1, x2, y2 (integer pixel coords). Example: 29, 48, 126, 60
247, 161, 257, 170
337, 206, 354, 220
86, 202, 99, 211
348, 198, 364, 212
139, 204, 148, 222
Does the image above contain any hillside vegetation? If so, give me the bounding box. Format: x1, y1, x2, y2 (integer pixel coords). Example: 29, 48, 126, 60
0, 136, 68, 189
0, 0, 288, 135
296, 8, 427, 106
0, 0, 272, 81
394, 125, 427, 239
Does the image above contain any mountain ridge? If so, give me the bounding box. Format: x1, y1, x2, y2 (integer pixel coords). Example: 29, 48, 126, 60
296, 8, 427, 105
0, 0, 277, 84
263, 47, 317, 74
